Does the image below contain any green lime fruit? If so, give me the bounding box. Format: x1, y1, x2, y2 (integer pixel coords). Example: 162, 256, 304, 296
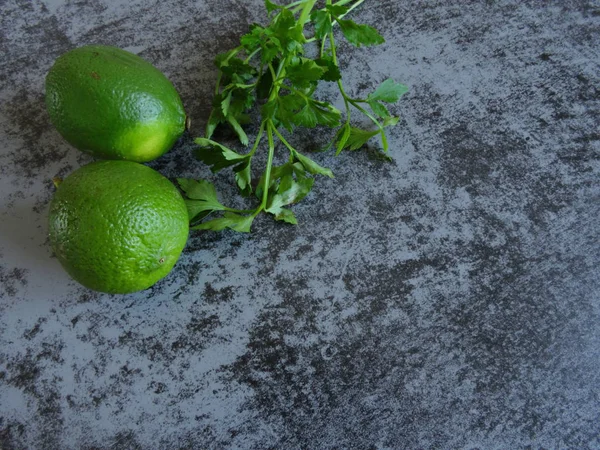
45, 45, 187, 162
49, 160, 189, 294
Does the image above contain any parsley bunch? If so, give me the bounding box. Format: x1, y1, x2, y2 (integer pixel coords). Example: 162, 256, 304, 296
178, 0, 408, 232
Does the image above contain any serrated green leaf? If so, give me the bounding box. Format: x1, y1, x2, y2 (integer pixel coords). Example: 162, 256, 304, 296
292, 149, 334, 178
325, 4, 349, 16
194, 138, 247, 172
226, 116, 249, 146
177, 178, 218, 202
221, 90, 233, 117
315, 57, 341, 82
383, 116, 400, 127
209, 86, 256, 142
311, 100, 342, 128
275, 94, 306, 130
228, 87, 256, 116
233, 159, 252, 196
266, 174, 314, 216
310, 10, 332, 40
263, 45, 281, 64
368, 79, 409, 103
191, 212, 254, 233
293, 102, 319, 128
265, 0, 282, 14
184, 201, 218, 223
242, 24, 282, 64
240, 25, 264, 52
214, 49, 239, 69
284, 98, 341, 129
289, 99, 341, 129
346, 127, 380, 151
368, 99, 390, 118
286, 59, 327, 88
217, 58, 256, 81
336, 123, 351, 155
274, 208, 298, 225
279, 93, 305, 111
255, 162, 294, 200
292, 172, 314, 203
261, 99, 278, 120
177, 178, 227, 222
337, 19, 385, 47
270, 9, 306, 55
205, 109, 222, 140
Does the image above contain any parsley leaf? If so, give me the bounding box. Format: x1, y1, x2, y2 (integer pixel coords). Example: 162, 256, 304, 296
383, 116, 401, 127
286, 59, 327, 88
335, 123, 351, 155
226, 115, 250, 146
265, 163, 315, 222
368, 79, 409, 103
367, 79, 408, 120
233, 159, 252, 196
310, 10, 332, 40
177, 178, 227, 222
272, 207, 297, 225
264, 0, 282, 14
325, 5, 349, 17
270, 8, 306, 54
337, 19, 385, 47
194, 138, 247, 172
292, 149, 334, 178
217, 57, 256, 81
315, 57, 341, 82
290, 99, 342, 129
191, 212, 254, 233
221, 90, 233, 117
241, 25, 266, 52
345, 127, 380, 151
369, 100, 390, 119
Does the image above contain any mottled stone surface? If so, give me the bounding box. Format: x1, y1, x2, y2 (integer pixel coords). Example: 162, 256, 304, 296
1, 0, 599, 449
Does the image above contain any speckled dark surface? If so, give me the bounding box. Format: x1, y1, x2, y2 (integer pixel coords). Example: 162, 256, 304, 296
1, 1, 599, 449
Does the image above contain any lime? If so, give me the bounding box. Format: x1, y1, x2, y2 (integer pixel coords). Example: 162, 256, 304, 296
48, 161, 189, 294
45, 45, 187, 162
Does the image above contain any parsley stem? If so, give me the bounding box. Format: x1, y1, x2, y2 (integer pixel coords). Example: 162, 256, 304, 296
348, 99, 383, 131
347, 98, 388, 151
323, 4, 384, 142
271, 126, 297, 157
288, 0, 308, 12
327, 22, 352, 125
268, 63, 278, 83
298, 0, 317, 26
225, 207, 255, 214
214, 73, 222, 96
228, 82, 257, 89
334, 0, 366, 17
244, 48, 261, 63
320, 35, 327, 56
259, 120, 277, 211
248, 121, 265, 157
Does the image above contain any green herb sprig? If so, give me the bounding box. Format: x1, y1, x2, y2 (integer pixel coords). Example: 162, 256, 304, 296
178, 0, 408, 232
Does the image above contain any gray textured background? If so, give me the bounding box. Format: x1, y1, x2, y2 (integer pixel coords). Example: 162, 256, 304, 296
1, 0, 599, 449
